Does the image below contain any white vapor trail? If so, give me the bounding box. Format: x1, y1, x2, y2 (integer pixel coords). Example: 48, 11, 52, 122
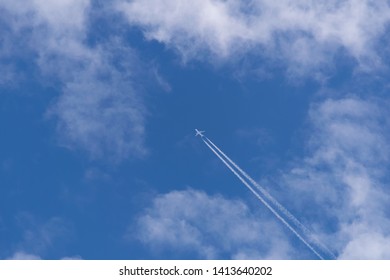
202, 138, 325, 260
204, 137, 336, 259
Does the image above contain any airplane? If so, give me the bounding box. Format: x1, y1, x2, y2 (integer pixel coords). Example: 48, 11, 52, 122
195, 129, 205, 137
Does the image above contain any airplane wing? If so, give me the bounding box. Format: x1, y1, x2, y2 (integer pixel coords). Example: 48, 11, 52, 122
195, 129, 205, 136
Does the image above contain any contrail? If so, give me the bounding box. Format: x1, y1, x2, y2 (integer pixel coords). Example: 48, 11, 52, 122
202, 138, 325, 260
204, 137, 335, 259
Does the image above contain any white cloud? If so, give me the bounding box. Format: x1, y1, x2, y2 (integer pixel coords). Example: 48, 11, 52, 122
0, 0, 89, 43
132, 189, 293, 259
118, 0, 390, 75
15, 215, 72, 255
47, 42, 147, 160
7, 252, 41, 260
61, 255, 83, 260
1, 214, 76, 260
338, 231, 390, 259
0, 0, 147, 160
281, 96, 390, 259
6, 252, 83, 260
0, 0, 89, 30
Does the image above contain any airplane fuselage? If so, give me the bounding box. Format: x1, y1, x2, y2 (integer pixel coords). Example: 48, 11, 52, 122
195, 129, 205, 137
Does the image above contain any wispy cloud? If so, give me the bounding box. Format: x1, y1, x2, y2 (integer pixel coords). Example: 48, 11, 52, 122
132, 188, 294, 259
7, 252, 41, 260
118, 0, 390, 76
281, 97, 390, 259
15, 215, 72, 255
6, 251, 82, 260
47, 41, 148, 161
2, 214, 75, 260
0, 0, 147, 160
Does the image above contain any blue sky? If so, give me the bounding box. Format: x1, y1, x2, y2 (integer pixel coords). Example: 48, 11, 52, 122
1, 0, 390, 260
